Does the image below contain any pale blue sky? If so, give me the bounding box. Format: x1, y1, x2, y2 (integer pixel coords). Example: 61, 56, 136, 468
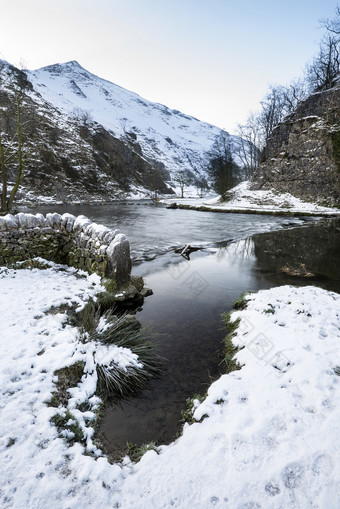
0, 0, 338, 132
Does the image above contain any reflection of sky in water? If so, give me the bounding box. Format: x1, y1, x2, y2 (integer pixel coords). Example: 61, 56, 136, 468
23, 201, 311, 264
100, 238, 282, 456
102, 218, 340, 455
21, 204, 339, 455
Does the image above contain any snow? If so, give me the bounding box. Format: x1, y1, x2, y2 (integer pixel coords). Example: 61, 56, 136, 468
0, 262, 134, 508
26, 61, 236, 178
163, 181, 340, 215
1, 259, 340, 507
118, 285, 340, 508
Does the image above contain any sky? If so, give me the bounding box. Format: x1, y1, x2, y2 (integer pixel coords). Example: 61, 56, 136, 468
0, 0, 338, 132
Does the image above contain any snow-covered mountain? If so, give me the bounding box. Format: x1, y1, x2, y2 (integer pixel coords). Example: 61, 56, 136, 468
0, 60, 240, 203
28, 61, 232, 177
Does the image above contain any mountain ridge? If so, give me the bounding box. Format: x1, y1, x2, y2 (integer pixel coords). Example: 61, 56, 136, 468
0, 59, 241, 204
26, 60, 237, 177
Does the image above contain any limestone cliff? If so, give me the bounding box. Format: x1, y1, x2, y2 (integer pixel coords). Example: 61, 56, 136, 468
251, 85, 340, 206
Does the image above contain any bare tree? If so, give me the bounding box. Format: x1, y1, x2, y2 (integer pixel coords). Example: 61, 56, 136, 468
235, 79, 308, 178
173, 170, 192, 198
194, 176, 209, 198
236, 113, 261, 177
306, 33, 340, 91
305, 6, 340, 91
147, 166, 162, 203
0, 63, 28, 213
207, 132, 240, 199
246, 82, 308, 151
232, 4, 339, 174
258, 85, 291, 144
321, 5, 340, 35
72, 107, 93, 127
279, 80, 308, 114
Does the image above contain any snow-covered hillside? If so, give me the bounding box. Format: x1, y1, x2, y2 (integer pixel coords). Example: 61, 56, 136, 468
0, 59, 243, 202
27, 61, 235, 179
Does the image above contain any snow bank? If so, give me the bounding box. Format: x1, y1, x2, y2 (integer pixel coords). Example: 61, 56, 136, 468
118, 285, 340, 508
0, 263, 130, 508
163, 181, 340, 216
1, 265, 340, 508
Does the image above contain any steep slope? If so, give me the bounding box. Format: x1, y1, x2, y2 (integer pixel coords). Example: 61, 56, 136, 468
0, 60, 172, 204
0, 59, 241, 204
251, 84, 340, 206
27, 61, 232, 179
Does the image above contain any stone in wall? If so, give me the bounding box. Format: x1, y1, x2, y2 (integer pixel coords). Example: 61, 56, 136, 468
0, 213, 132, 286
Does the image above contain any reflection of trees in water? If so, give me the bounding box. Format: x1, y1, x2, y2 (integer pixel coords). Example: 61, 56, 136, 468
217, 237, 255, 262
252, 219, 340, 280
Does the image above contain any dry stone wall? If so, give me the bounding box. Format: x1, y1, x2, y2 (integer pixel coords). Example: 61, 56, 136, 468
0, 212, 131, 285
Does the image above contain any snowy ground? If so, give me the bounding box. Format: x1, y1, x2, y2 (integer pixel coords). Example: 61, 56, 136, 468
1, 263, 340, 508
0, 262, 135, 508
162, 181, 340, 215
11, 180, 340, 212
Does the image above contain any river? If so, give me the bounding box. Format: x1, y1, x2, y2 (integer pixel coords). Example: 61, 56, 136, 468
22, 202, 340, 457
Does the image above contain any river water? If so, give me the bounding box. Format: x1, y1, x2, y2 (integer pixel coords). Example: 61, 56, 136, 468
22, 202, 340, 457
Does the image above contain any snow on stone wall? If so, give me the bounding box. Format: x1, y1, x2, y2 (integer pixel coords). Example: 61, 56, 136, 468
0, 212, 131, 285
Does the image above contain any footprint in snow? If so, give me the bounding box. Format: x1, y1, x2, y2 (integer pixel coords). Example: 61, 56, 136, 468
281, 462, 305, 489
312, 454, 334, 476
265, 481, 281, 496
319, 328, 328, 339
237, 502, 261, 509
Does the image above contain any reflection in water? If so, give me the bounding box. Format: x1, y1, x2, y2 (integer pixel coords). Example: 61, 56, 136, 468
101, 219, 340, 456
21, 201, 308, 264
253, 218, 340, 292
216, 237, 255, 262
100, 241, 264, 457
20, 203, 340, 455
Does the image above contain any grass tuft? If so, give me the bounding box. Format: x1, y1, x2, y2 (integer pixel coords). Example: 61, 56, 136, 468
8, 258, 51, 270
48, 292, 161, 448
74, 307, 162, 401
95, 314, 162, 401
101, 277, 118, 293
180, 393, 206, 426
127, 441, 158, 462
222, 312, 243, 374
232, 292, 250, 310
48, 362, 85, 408
50, 410, 85, 445
280, 263, 314, 278
96, 291, 118, 312
68, 299, 100, 335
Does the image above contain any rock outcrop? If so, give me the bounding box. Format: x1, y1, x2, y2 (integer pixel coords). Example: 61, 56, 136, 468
251, 86, 340, 206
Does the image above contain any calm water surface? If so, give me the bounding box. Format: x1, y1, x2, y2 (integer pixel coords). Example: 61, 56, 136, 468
23, 203, 340, 456
25, 201, 307, 263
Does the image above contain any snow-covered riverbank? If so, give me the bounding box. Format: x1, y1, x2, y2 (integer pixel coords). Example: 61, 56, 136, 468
0, 263, 133, 508
1, 264, 340, 508
162, 181, 340, 216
